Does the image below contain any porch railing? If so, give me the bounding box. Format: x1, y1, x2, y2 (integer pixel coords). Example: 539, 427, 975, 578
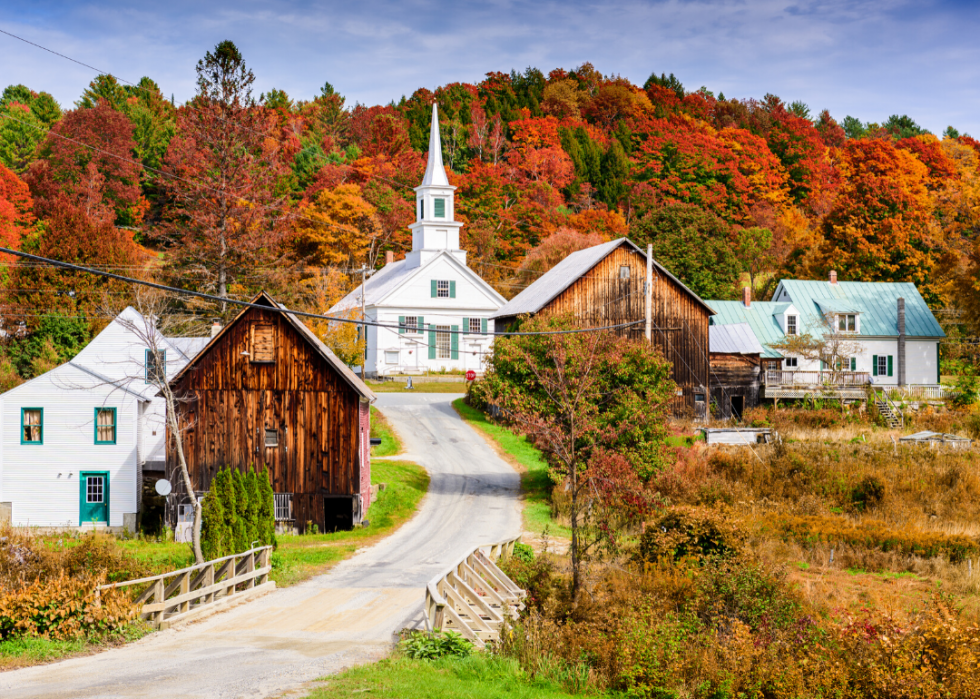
896, 385, 953, 400
765, 370, 871, 386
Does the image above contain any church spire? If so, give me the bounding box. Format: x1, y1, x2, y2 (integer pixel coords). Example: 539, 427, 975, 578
421, 103, 450, 187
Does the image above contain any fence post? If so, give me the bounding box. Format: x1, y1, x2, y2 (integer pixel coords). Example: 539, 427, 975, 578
180, 572, 191, 613
205, 563, 215, 603
247, 550, 256, 589
154, 578, 165, 624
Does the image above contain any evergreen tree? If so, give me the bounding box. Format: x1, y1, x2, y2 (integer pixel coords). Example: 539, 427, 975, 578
244, 467, 260, 547
597, 140, 630, 208
200, 470, 229, 560
231, 469, 248, 552
257, 465, 276, 548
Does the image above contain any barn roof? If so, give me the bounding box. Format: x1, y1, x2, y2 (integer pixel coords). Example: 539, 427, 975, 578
709, 323, 764, 355
775, 280, 944, 338
705, 301, 787, 359
490, 238, 714, 320
168, 292, 376, 402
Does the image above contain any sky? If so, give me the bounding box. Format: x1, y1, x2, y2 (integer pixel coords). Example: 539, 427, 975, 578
2, 0, 979, 135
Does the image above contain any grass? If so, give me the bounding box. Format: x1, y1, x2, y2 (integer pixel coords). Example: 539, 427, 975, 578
0, 623, 152, 670
370, 405, 402, 457
305, 654, 596, 699
367, 380, 468, 393
452, 398, 570, 538
270, 459, 429, 586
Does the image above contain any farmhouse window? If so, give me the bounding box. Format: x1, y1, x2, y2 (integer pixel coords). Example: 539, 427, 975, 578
786, 315, 797, 335
434, 197, 446, 218
838, 314, 856, 332
250, 324, 275, 363
619, 265, 631, 280
265, 428, 279, 447
872, 355, 893, 377
784, 357, 798, 368
436, 325, 452, 359
21, 408, 42, 445
145, 349, 166, 384
94, 407, 117, 445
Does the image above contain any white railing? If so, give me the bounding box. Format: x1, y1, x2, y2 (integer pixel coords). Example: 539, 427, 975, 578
274, 493, 293, 521
896, 385, 953, 400
424, 536, 525, 647
765, 370, 871, 386
97, 545, 273, 629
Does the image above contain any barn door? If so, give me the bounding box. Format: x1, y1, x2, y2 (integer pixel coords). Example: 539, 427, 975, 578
80, 472, 109, 525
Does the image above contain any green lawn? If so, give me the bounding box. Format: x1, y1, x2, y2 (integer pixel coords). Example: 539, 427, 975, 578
452, 399, 570, 538
0, 624, 152, 670
306, 655, 596, 699
370, 406, 403, 457
367, 380, 467, 393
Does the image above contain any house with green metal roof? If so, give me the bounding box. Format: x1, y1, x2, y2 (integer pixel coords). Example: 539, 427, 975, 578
706, 271, 945, 393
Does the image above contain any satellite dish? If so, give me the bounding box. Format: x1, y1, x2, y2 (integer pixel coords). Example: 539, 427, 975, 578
155, 479, 172, 496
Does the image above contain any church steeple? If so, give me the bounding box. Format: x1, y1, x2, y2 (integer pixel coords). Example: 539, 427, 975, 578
405, 103, 465, 269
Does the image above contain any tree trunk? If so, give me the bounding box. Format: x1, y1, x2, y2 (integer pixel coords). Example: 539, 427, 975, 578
165, 386, 204, 565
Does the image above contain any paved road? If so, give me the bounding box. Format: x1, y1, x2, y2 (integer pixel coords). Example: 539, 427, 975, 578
1, 393, 522, 699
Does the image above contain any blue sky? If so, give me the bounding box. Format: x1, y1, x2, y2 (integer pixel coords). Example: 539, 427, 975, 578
2, 0, 979, 135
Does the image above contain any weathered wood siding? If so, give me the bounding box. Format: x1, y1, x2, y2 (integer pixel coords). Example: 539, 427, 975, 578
166, 305, 363, 532
709, 353, 762, 419
542, 245, 711, 413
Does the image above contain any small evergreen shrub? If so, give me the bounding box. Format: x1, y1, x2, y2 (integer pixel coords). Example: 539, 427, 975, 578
199, 466, 276, 560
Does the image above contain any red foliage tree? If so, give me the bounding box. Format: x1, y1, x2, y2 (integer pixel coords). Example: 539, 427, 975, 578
0, 164, 35, 259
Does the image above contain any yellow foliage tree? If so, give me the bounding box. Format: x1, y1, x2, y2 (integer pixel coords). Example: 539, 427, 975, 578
294, 184, 380, 269
299, 268, 365, 367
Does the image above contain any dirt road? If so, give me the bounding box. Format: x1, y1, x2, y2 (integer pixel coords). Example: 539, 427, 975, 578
0, 393, 522, 699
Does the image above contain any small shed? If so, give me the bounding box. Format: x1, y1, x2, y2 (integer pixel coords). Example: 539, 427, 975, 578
165, 292, 376, 533
700, 427, 776, 446
899, 431, 973, 449
709, 323, 765, 420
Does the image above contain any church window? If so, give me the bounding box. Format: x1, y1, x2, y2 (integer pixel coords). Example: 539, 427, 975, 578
469, 317, 482, 334
434, 198, 446, 218
436, 280, 450, 298
401, 316, 420, 333
436, 326, 452, 359
419, 199, 424, 219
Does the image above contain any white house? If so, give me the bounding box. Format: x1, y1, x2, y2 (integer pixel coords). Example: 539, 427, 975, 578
331, 104, 506, 377
0, 308, 207, 530
706, 271, 946, 393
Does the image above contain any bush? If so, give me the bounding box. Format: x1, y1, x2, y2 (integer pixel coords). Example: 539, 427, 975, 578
695, 557, 801, 632
0, 573, 136, 640
851, 474, 887, 511
199, 466, 276, 560
401, 630, 474, 660
640, 507, 745, 563
511, 542, 534, 563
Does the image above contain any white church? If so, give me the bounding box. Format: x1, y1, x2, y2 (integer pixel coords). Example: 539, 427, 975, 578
331, 105, 505, 377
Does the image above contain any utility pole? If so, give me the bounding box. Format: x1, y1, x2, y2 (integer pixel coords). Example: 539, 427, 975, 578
645, 243, 653, 343
357, 264, 373, 380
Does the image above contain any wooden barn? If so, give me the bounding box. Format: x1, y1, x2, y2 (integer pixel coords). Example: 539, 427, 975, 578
708, 322, 769, 420
490, 238, 714, 415
165, 292, 376, 533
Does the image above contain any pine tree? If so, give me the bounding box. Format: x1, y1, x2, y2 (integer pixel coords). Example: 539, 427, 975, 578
200, 470, 228, 560
257, 465, 276, 548
244, 467, 260, 547
231, 469, 248, 552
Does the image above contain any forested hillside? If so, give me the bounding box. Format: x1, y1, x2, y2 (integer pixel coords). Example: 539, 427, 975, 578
1, 40, 979, 381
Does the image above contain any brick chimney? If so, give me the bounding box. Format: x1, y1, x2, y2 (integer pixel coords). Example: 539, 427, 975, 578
385, 250, 394, 265
829, 270, 838, 285
742, 286, 751, 308
210, 320, 222, 338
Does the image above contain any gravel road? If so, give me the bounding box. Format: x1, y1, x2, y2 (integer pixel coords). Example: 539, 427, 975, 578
0, 393, 522, 699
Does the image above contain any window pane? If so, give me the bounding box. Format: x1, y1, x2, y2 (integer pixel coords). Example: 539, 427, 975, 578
469, 318, 481, 333
23, 409, 41, 443
436, 325, 451, 359
437, 280, 450, 298
619, 265, 630, 280
265, 429, 279, 446
848, 315, 856, 331
87, 476, 104, 503
404, 316, 418, 332
96, 408, 115, 443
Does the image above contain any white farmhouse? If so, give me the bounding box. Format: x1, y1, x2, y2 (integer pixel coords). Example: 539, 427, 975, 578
0, 308, 207, 530
331, 105, 505, 377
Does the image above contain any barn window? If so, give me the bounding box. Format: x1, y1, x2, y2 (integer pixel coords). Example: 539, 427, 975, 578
619, 265, 630, 280
251, 324, 275, 363
265, 428, 279, 447
94, 407, 117, 445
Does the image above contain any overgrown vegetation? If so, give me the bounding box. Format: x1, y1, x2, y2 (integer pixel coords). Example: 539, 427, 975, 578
370, 405, 402, 457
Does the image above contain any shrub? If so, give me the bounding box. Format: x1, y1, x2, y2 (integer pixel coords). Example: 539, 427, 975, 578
401, 630, 474, 659
200, 472, 229, 561
0, 573, 136, 640
851, 474, 887, 511
640, 507, 745, 563
694, 557, 801, 632
200, 466, 276, 559
511, 542, 534, 563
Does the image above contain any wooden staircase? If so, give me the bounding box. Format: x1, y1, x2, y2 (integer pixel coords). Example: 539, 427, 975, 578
875, 391, 904, 429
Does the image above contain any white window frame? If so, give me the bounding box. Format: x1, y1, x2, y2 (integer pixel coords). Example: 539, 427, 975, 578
876, 355, 888, 376
436, 325, 452, 359
402, 316, 420, 334
436, 280, 450, 298
468, 318, 481, 334
837, 314, 857, 333
786, 315, 797, 336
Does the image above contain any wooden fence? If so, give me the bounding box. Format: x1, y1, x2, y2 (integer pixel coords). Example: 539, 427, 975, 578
97, 545, 274, 630
424, 536, 526, 647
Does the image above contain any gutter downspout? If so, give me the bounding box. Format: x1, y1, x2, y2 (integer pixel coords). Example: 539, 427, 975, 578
897, 298, 906, 387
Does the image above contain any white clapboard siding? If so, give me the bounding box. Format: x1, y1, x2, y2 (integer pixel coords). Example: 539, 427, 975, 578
0, 363, 142, 527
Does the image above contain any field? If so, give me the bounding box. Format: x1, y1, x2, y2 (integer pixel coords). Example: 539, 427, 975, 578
367, 380, 468, 393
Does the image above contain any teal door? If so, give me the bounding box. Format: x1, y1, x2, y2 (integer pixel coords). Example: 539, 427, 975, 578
80, 472, 109, 525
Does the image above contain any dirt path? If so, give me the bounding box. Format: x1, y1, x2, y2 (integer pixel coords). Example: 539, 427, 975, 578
0, 393, 522, 699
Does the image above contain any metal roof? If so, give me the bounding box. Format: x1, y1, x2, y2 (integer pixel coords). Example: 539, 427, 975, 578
705, 301, 786, 358
775, 280, 944, 338
491, 238, 714, 320
709, 323, 764, 355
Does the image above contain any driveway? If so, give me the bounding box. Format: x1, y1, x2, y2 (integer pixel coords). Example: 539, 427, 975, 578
1, 393, 522, 699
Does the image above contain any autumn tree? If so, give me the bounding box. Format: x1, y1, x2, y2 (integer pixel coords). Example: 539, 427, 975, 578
517, 227, 604, 282
161, 41, 296, 309
0, 163, 36, 259
0, 102, 45, 174
293, 184, 379, 269
298, 267, 365, 366
472, 315, 675, 599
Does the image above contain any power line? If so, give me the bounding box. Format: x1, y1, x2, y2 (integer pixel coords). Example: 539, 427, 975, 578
0, 247, 643, 338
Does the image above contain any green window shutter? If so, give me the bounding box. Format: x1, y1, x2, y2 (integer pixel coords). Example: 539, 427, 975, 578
872, 355, 878, 376
887, 355, 893, 377
430, 280, 437, 298
462, 317, 469, 335
434, 198, 445, 218
428, 325, 436, 360
418, 316, 424, 328
481, 318, 488, 334
398, 316, 405, 334
451, 326, 459, 359
450, 280, 456, 298
850, 357, 856, 371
